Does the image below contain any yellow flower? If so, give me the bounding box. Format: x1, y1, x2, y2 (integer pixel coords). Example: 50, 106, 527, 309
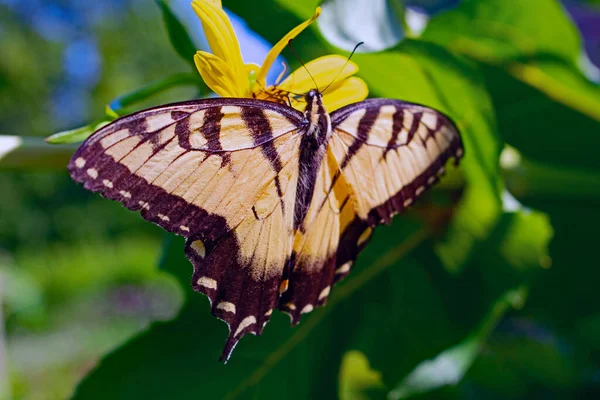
192, 0, 368, 111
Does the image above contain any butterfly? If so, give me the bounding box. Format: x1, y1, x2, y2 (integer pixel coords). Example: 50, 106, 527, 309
68, 89, 463, 361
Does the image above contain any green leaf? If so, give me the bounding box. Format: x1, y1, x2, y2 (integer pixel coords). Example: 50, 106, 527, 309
424, 0, 581, 62
503, 147, 600, 201
389, 336, 480, 399
388, 288, 526, 399
499, 210, 553, 270
422, 0, 600, 130
482, 62, 600, 169
467, 330, 577, 396
387, 195, 552, 398
155, 0, 198, 68
45, 119, 111, 145
338, 351, 385, 400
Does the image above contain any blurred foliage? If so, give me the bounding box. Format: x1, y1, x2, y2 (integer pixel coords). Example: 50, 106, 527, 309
1, 0, 600, 399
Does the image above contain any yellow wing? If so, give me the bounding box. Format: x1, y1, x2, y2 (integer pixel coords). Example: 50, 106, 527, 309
69, 99, 304, 361
330, 99, 463, 225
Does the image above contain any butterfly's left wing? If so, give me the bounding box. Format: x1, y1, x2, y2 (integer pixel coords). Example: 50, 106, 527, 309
68, 99, 307, 361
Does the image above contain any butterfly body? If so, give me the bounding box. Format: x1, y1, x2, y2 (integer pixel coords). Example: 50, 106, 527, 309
294, 89, 332, 231
69, 94, 463, 361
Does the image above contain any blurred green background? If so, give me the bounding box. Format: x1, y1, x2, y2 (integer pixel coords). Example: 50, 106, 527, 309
1, 0, 600, 399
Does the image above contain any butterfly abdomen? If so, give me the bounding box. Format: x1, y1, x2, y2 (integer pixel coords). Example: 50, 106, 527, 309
294, 133, 325, 230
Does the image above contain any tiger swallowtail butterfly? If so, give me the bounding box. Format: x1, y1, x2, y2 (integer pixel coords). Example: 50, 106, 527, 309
69, 89, 463, 361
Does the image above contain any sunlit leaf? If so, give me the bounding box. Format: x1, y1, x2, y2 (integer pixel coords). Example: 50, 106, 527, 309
45, 120, 110, 145
499, 210, 553, 270
339, 351, 385, 400
389, 336, 480, 399
318, 0, 404, 52
389, 288, 527, 399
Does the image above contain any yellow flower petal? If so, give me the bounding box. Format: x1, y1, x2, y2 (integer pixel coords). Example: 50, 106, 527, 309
194, 51, 243, 97
192, 0, 247, 93
322, 76, 369, 111
277, 55, 359, 95
255, 7, 321, 88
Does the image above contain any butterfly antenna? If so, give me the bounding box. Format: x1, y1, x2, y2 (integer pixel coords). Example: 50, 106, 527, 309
287, 39, 319, 92
321, 41, 364, 95
272, 62, 305, 97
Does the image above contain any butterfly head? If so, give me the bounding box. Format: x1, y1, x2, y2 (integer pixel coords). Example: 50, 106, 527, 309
304, 88, 324, 114
305, 88, 322, 102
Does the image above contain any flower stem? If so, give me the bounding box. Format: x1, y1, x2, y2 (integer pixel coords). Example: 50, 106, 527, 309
0, 136, 76, 170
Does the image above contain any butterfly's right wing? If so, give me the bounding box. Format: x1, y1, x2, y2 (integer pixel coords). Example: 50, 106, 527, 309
68, 98, 304, 361
327, 99, 463, 279
330, 98, 463, 226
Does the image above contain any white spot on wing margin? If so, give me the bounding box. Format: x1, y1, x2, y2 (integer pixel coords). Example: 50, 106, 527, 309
301, 304, 314, 314
75, 157, 86, 168
234, 316, 256, 337
197, 276, 217, 290
335, 261, 352, 275
216, 302, 236, 314
319, 286, 331, 301
191, 240, 206, 258
87, 168, 98, 179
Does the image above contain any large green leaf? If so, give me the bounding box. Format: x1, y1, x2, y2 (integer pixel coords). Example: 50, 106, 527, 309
424, 0, 581, 62
482, 62, 600, 170
422, 0, 600, 168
